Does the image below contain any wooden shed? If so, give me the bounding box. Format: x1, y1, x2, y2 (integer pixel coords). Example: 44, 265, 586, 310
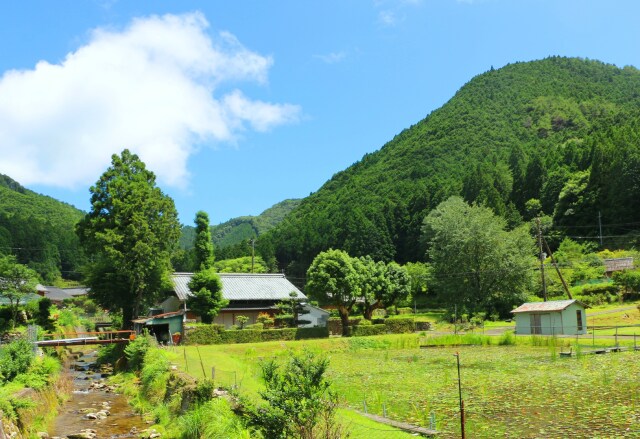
511, 299, 587, 336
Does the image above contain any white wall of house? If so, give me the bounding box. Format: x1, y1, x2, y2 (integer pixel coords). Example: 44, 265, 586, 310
300, 304, 330, 328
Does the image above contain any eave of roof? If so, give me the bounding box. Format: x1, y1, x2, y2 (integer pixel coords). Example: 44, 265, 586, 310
511, 299, 587, 314
172, 272, 307, 302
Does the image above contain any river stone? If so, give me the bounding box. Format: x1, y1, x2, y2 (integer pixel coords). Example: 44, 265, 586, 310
36, 432, 49, 438
66, 430, 97, 439
82, 413, 98, 420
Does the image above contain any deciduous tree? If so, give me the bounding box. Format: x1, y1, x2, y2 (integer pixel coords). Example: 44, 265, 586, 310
0, 255, 39, 328
422, 197, 535, 316
305, 249, 360, 336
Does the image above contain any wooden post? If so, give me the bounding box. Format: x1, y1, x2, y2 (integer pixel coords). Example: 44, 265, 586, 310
455, 352, 465, 439
196, 345, 206, 379
615, 327, 618, 348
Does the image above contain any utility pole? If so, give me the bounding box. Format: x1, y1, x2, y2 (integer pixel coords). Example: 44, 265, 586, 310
454, 352, 465, 439
542, 236, 573, 300
536, 218, 547, 301
248, 239, 255, 273
598, 211, 603, 246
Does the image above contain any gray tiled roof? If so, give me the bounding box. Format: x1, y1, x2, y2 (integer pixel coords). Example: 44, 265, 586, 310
511, 299, 584, 313
43, 287, 73, 302
172, 273, 306, 301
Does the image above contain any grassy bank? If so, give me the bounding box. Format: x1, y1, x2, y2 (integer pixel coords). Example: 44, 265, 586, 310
0, 340, 69, 438
174, 333, 640, 438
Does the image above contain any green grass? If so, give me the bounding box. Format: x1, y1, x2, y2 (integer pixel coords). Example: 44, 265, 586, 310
175, 334, 640, 438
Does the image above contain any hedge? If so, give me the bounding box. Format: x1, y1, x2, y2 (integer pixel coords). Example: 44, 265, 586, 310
185, 325, 329, 345
351, 324, 386, 337
384, 317, 416, 334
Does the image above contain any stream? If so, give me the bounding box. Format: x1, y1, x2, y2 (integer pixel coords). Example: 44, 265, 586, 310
48, 350, 148, 439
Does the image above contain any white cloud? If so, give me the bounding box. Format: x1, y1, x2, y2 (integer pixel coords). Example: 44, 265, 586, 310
0, 12, 300, 189
378, 10, 399, 26
314, 51, 347, 64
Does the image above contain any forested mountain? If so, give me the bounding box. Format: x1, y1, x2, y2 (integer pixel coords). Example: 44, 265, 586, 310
179, 199, 301, 250
263, 57, 640, 277
0, 175, 86, 282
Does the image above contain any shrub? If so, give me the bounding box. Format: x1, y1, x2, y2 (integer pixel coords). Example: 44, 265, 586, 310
186, 325, 328, 345
384, 317, 415, 334
351, 324, 386, 337
124, 332, 154, 372
247, 349, 343, 439
397, 307, 414, 315
257, 312, 274, 329
236, 315, 249, 329
185, 324, 225, 344
0, 337, 34, 383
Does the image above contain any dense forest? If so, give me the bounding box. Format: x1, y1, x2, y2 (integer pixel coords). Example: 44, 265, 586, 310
261, 57, 640, 278
174, 199, 301, 271
0, 175, 86, 282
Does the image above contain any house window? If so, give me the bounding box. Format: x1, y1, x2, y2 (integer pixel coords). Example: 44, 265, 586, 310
576, 310, 583, 331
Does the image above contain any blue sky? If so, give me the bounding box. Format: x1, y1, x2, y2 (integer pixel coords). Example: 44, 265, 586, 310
1, 0, 639, 226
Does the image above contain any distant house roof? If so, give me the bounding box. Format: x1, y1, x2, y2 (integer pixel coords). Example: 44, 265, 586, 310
603, 257, 634, 273
511, 299, 586, 314
42, 287, 73, 302
172, 273, 306, 302
41, 286, 89, 302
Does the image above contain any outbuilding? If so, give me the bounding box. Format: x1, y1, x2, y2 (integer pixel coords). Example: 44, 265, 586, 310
511, 299, 588, 336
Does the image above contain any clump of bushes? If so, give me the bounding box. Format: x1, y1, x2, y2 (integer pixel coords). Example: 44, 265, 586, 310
0, 338, 34, 383
186, 326, 329, 345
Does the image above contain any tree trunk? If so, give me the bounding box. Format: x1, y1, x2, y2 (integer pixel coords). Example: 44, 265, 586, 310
122, 306, 134, 330
363, 300, 383, 321
338, 306, 350, 337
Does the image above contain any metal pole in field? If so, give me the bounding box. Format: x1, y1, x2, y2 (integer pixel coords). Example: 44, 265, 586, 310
454, 305, 458, 336
454, 352, 465, 439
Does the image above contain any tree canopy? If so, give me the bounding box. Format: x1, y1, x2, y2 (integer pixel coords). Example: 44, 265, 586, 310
305, 249, 360, 336
194, 211, 214, 270
0, 255, 39, 328
76, 149, 180, 327
261, 57, 640, 278
422, 197, 535, 316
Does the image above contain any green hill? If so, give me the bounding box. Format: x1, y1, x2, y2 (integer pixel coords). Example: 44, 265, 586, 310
264, 57, 640, 276
179, 199, 301, 250
0, 175, 86, 282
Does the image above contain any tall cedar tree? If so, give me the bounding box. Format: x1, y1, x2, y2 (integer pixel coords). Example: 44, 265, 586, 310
76, 150, 180, 327
194, 210, 214, 270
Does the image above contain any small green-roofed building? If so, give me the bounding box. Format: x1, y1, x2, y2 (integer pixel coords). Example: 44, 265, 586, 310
132, 310, 184, 344
512, 299, 587, 336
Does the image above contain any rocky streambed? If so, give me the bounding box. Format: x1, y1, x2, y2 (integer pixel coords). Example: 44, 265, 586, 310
46, 351, 158, 439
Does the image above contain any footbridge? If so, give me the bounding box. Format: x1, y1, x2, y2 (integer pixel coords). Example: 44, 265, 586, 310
35, 330, 135, 347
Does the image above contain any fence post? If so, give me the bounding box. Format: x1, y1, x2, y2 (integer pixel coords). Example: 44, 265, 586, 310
363, 399, 368, 414
634, 333, 637, 351
615, 327, 618, 348
383, 402, 387, 417
592, 327, 595, 348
